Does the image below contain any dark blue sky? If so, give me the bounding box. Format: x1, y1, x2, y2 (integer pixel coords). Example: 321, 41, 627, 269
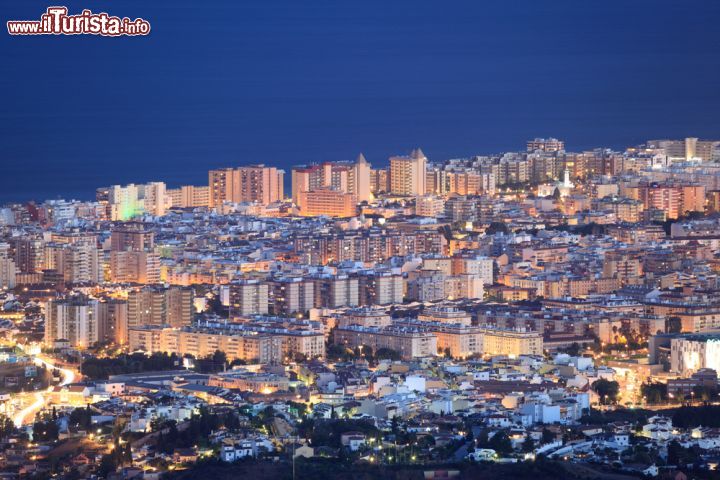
2, 0, 719, 202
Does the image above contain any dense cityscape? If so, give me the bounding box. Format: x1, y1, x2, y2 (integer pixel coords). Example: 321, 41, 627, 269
1, 136, 720, 479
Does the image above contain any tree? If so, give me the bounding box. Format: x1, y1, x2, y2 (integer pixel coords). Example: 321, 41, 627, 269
667, 440, 682, 466
375, 348, 402, 361
0, 414, 16, 439
476, 428, 490, 448
489, 431, 513, 455
69, 406, 93, 430
521, 435, 535, 452
666, 440, 700, 466
541, 428, 555, 445
693, 385, 717, 403
356, 345, 373, 361
592, 379, 620, 405
81, 352, 179, 379
98, 454, 117, 477
327, 344, 354, 362
212, 350, 227, 367
563, 342, 581, 357
32, 417, 59, 442
641, 383, 668, 404
486, 222, 509, 235
673, 405, 720, 428
391, 415, 400, 434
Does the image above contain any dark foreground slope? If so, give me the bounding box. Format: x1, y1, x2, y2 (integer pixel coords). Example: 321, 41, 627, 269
166, 458, 640, 480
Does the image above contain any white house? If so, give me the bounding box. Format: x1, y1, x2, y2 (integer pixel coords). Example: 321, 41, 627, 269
340, 431, 367, 451
221, 440, 257, 462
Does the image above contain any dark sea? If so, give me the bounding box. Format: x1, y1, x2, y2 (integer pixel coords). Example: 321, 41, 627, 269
1, 0, 719, 203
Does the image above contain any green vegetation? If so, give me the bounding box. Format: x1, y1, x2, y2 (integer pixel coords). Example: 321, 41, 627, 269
166, 456, 576, 480
297, 418, 379, 448
98, 439, 133, 477
32, 414, 59, 442
81, 352, 180, 379
579, 407, 652, 426
68, 406, 93, 431
591, 378, 619, 405
0, 414, 17, 440
673, 405, 720, 428
193, 350, 230, 373
485, 222, 509, 235
667, 439, 701, 466
641, 382, 668, 404
326, 344, 402, 364
475, 429, 513, 455
154, 406, 240, 454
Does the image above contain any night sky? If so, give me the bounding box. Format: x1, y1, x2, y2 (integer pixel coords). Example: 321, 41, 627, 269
2, 0, 719, 202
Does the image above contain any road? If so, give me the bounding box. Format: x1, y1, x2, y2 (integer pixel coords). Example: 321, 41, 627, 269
11, 345, 79, 427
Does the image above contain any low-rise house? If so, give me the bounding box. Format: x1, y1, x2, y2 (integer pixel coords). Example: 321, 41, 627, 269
642, 416, 674, 441
221, 439, 258, 462
173, 447, 198, 464
340, 431, 367, 451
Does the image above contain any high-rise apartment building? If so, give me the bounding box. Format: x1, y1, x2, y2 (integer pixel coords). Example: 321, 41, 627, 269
370, 168, 389, 193
127, 287, 166, 327
166, 286, 195, 328
45, 295, 100, 348
267, 277, 315, 316
389, 149, 427, 196
45, 241, 101, 285
629, 182, 706, 220
356, 271, 404, 306
166, 185, 210, 208
647, 137, 720, 162
97, 298, 128, 345
140, 182, 170, 217
292, 154, 371, 210
451, 255, 494, 286
110, 222, 154, 252
0, 243, 17, 289
311, 274, 360, 308
126, 286, 194, 332
671, 334, 720, 377
209, 165, 284, 208
109, 251, 160, 284
109, 223, 159, 284
230, 280, 269, 317
527, 137, 565, 153
107, 183, 141, 221
480, 327, 543, 357
333, 325, 437, 360
297, 189, 357, 217
13, 238, 45, 273
105, 182, 170, 220
415, 195, 445, 217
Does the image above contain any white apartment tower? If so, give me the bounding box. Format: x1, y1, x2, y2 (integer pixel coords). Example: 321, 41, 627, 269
390, 148, 427, 196
45, 296, 100, 348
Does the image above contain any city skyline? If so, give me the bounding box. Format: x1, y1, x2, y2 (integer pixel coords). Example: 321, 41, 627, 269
2, 135, 718, 205
3, 2, 720, 479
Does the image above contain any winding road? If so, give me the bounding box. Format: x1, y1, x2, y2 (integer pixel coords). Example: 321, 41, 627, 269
11, 345, 79, 427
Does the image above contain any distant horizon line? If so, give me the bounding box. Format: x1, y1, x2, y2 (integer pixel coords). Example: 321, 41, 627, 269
2, 135, 716, 206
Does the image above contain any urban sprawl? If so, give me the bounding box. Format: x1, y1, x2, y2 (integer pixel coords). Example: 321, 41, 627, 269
2, 137, 720, 478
